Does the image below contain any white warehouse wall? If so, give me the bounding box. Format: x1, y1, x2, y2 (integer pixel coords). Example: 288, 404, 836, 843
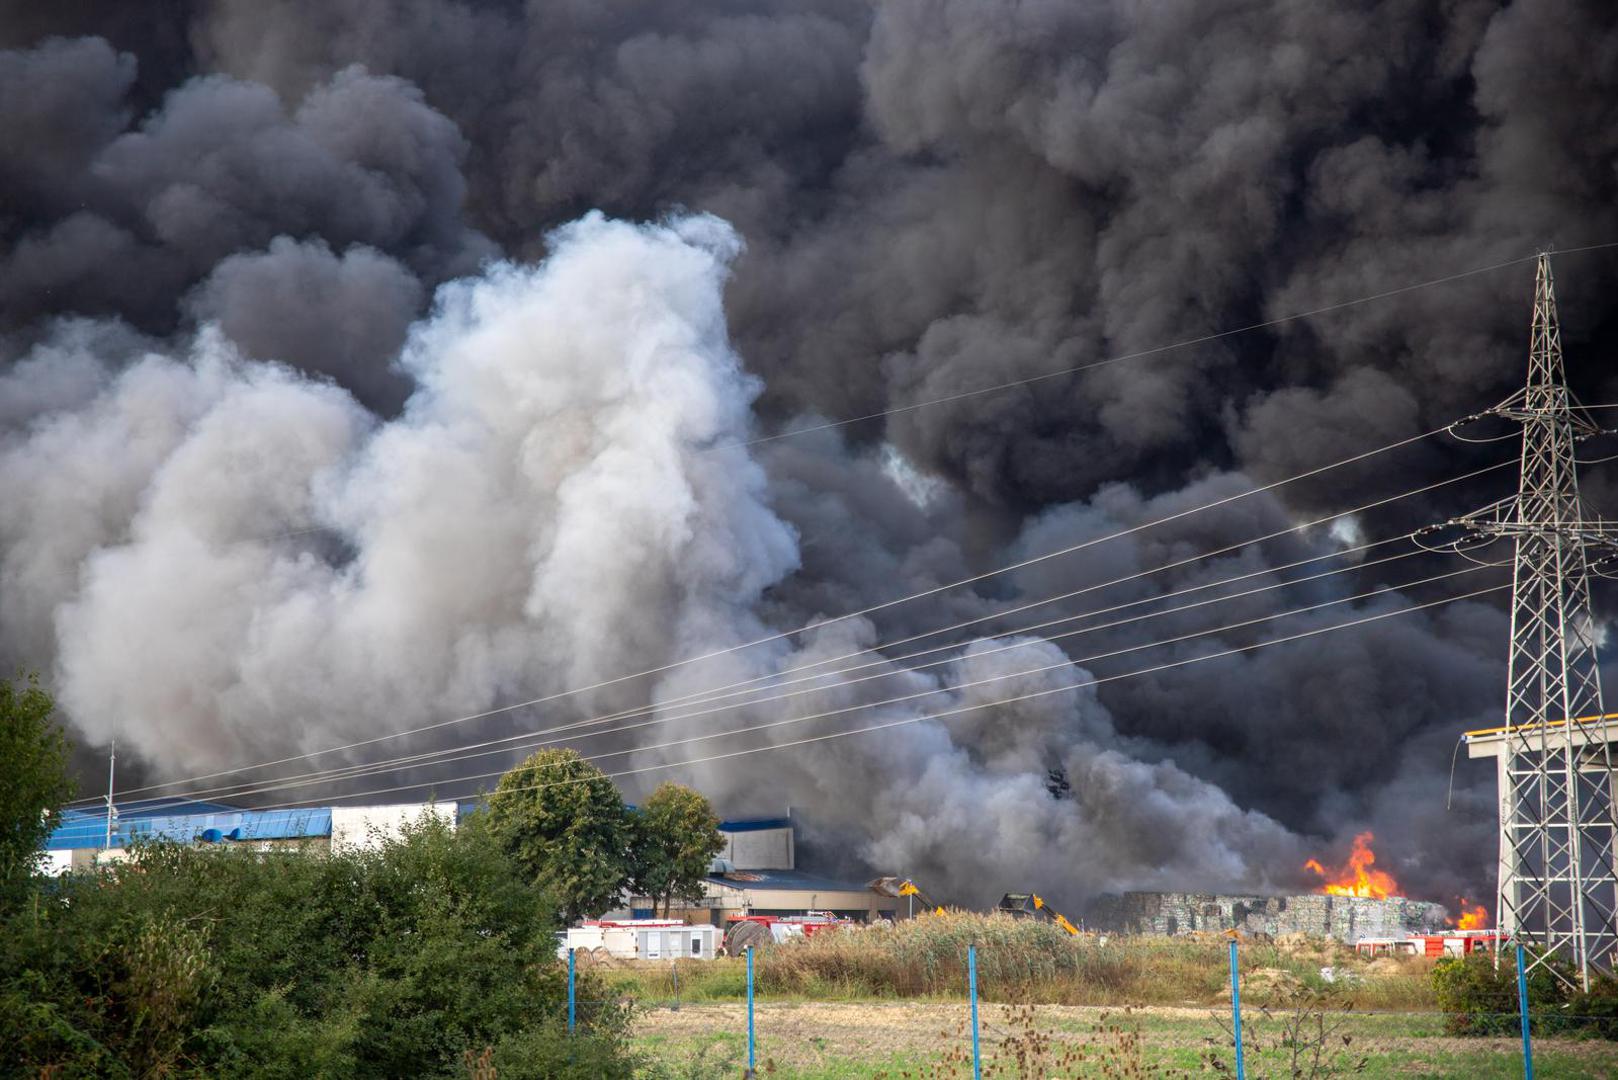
330, 802, 457, 854
722, 826, 793, 870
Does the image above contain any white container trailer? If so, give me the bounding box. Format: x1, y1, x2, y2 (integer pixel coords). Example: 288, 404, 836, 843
637, 923, 718, 960
559, 920, 718, 961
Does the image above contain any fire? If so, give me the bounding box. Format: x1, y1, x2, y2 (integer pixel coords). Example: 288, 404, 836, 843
1449, 899, 1489, 930
1303, 831, 1401, 899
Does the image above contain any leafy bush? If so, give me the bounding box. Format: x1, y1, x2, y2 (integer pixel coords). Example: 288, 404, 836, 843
1432, 950, 1568, 1036
1562, 973, 1618, 1040
0, 815, 638, 1078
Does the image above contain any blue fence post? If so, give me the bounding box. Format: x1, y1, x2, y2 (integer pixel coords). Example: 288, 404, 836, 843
1229, 937, 1245, 1080
1516, 943, 1534, 1080
746, 945, 756, 1077
567, 947, 576, 1034
968, 944, 982, 1080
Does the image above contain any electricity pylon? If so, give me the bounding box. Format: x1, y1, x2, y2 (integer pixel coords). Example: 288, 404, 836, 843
1440, 253, 1618, 989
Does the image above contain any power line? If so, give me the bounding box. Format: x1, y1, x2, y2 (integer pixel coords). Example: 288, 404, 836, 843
558, 541, 1421, 733
248, 581, 1510, 810
95, 420, 1453, 803
734, 251, 1565, 448
139, 560, 1497, 809
94, 532, 1418, 812
325, 456, 1507, 773
120, 539, 1425, 809
549, 458, 1513, 731
96, 450, 1500, 809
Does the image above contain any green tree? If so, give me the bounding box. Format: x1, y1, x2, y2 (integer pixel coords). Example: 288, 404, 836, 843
632, 782, 724, 917
484, 748, 634, 922
0, 673, 74, 901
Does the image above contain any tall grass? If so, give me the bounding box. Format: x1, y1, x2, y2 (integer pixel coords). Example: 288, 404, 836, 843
756, 914, 1233, 1002
608, 914, 1439, 1009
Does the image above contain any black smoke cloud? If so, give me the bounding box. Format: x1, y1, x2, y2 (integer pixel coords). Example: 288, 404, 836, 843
0, 35, 489, 349
185, 238, 421, 412
3, 0, 1617, 910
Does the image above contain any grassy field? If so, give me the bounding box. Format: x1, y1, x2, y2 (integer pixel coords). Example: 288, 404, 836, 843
595, 916, 1617, 1077
629, 1001, 1618, 1078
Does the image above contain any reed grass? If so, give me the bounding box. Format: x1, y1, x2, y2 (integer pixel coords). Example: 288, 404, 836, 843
608, 914, 1439, 1010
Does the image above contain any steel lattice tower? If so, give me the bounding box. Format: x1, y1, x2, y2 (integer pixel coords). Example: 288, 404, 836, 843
1448, 253, 1618, 988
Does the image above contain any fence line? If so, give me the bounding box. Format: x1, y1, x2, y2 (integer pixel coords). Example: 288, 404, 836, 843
561, 943, 1603, 1077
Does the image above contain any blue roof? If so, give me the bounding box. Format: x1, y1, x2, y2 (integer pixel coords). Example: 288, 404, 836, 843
706, 868, 871, 893
81, 798, 241, 819
718, 817, 790, 833
49, 805, 332, 850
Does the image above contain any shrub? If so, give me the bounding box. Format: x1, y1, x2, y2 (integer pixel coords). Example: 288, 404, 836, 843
1562, 973, 1618, 1040
1432, 950, 1567, 1036
0, 815, 636, 1077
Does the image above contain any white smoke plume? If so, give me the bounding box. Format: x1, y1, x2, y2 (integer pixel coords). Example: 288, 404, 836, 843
3, 214, 797, 767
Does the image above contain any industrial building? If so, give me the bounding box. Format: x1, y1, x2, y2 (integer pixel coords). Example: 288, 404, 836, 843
627, 815, 895, 923
42, 799, 458, 871
1086, 890, 1449, 943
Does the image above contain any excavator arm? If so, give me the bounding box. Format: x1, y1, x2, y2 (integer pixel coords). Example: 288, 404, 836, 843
997, 891, 1081, 935
868, 876, 948, 915
898, 880, 948, 916
1030, 894, 1081, 936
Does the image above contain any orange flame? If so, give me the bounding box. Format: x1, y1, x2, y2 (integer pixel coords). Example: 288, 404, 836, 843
1303, 831, 1401, 899
1449, 899, 1488, 930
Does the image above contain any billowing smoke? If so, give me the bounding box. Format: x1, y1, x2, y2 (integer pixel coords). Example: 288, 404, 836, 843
5, 213, 795, 768
3, 0, 1618, 909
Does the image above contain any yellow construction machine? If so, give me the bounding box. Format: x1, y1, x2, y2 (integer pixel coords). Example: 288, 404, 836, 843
997, 892, 1081, 936
867, 876, 948, 916
869, 878, 1081, 935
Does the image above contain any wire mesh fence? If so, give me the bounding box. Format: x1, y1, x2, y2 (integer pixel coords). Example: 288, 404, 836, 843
551, 941, 1618, 1078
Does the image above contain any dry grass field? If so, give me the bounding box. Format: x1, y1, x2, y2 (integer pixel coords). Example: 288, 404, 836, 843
604, 914, 1433, 1009
631, 1001, 1618, 1078
603, 916, 1618, 1077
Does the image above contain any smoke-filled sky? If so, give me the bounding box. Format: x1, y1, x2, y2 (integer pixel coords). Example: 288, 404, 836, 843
3, 1, 1618, 911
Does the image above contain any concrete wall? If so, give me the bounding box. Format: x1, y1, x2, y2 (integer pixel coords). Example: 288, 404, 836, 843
330, 802, 456, 853
1087, 891, 1449, 943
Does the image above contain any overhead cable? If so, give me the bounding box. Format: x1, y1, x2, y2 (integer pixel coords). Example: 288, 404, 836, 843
137, 561, 1498, 809
247, 581, 1511, 810
92, 452, 1509, 808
